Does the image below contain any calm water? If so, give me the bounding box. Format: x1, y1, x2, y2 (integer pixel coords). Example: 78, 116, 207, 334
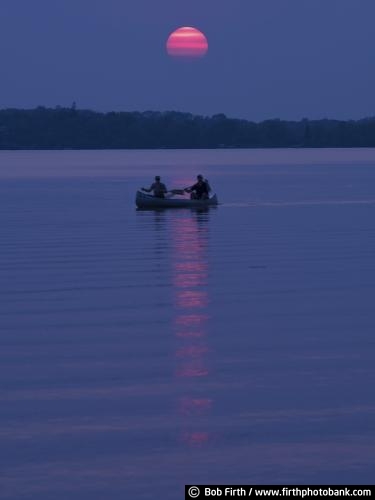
1, 149, 375, 499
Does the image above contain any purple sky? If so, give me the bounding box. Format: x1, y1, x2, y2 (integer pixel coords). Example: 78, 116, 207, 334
1, 0, 374, 120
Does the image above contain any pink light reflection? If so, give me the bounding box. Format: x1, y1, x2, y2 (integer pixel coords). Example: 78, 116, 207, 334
176, 330, 206, 339
173, 273, 207, 288
179, 397, 213, 415
175, 262, 207, 272
176, 346, 209, 358
175, 314, 209, 327
176, 290, 208, 308
171, 213, 212, 446
176, 366, 209, 378
181, 431, 210, 446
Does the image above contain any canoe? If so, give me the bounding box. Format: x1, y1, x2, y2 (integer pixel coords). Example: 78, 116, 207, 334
135, 190, 218, 209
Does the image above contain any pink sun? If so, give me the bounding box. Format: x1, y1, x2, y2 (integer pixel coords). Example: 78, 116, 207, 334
166, 26, 208, 58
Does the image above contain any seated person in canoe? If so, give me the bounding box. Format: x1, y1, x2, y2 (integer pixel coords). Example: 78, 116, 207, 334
185, 174, 210, 199
141, 176, 167, 198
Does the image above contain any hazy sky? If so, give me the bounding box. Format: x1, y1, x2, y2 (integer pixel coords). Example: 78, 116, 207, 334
1, 0, 374, 121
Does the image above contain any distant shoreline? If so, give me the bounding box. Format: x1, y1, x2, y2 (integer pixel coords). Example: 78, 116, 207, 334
2, 146, 375, 152
1, 107, 375, 150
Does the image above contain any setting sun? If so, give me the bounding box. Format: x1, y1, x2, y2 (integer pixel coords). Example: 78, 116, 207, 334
166, 26, 208, 58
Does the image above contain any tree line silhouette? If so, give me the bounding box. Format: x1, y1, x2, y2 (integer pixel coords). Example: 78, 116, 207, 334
1, 106, 375, 149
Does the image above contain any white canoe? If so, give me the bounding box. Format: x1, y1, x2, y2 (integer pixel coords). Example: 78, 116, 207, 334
135, 190, 218, 209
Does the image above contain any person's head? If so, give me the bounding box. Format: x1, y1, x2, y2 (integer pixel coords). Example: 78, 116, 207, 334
197, 174, 203, 182
155, 176, 161, 182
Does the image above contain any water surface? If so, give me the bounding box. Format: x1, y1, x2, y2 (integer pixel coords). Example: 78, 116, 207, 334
1, 149, 375, 499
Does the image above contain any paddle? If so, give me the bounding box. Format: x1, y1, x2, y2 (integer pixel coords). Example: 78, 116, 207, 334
169, 188, 186, 195
140, 187, 188, 198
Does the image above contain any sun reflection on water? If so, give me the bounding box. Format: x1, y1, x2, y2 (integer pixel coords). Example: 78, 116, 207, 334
171, 209, 213, 447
